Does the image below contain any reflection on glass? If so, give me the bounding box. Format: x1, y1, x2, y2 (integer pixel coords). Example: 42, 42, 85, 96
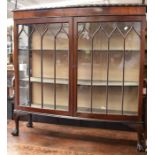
109, 52, 123, 82
78, 51, 91, 81
19, 50, 29, 106
18, 25, 29, 49
109, 28, 124, 50
92, 52, 107, 81
19, 80, 29, 106
124, 52, 140, 82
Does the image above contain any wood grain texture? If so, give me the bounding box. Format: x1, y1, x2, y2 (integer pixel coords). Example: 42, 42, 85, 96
8, 120, 145, 155
13, 6, 146, 19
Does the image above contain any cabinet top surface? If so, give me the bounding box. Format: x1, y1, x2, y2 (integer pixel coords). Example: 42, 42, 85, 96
13, 0, 146, 12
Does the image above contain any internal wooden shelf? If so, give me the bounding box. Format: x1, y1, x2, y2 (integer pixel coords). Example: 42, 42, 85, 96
21, 103, 137, 115
18, 48, 139, 52
77, 107, 137, 115
77, 80, 138, 86
30, 104, 68, 111
78, 49, 140, 52
22, 77, 69, 84
21, 77, 138, 86
18, 49, 69, 52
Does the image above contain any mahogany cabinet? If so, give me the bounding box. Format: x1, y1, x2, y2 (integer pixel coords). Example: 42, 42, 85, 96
12, 4, 146, 151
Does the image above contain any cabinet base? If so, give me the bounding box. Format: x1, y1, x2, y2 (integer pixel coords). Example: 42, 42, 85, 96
11, 110, 146, 152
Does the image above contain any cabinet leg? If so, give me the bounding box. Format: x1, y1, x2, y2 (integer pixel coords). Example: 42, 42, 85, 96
11, 103, 14, 120
137, 123, 146, 152
11, 111, 20, 136
27, 114, 33, 128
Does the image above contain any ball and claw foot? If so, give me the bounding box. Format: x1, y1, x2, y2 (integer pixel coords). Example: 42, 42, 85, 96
11, 129, 19, 136
137, 143, 145, 152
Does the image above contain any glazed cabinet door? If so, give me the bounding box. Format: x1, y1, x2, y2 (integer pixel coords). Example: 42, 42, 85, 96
15, 18, 73, 115
74, 16, 145, 120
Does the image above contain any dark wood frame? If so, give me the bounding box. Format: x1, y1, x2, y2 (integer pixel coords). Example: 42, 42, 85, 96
14, 17, 73, 116
73, 15, 146, 122
12, 5, 146, 152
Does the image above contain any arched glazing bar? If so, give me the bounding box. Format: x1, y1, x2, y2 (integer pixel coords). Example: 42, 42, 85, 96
18, 24, 35, 107
33, 24, 49, 108
54, 23, 69, 110
18, 22, 69, 110
91, 25, 108, 113
77, 21, 141, 115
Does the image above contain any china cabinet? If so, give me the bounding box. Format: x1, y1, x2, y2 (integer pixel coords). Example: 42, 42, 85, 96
12, 2, 146, 151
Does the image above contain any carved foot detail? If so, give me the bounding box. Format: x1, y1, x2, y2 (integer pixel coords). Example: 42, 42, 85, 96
137, 142, 145, 152
27, 114, 33, 128
11, 128, 19, 136
26, 122, 33, 128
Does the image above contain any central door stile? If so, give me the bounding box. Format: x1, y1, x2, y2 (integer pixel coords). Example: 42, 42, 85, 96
69, 17, 75, 116
72, 17, 78, 117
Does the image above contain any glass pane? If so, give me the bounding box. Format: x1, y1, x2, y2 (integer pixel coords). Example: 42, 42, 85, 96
19, 49, 29, 106
18, 24, 30, 106
92, 86, 106, 114
77, 50, 91, 112
108, 27, 124, 114
77, 22, 108, 113
109, 27, 124, 51
56, 85, 68, 110
77, 86, 91, 113
18, 25, 29, 49
123, 87, 138, 115
78, 51, 91, 81
117, 22, 132, 36
77, 21, 141, 115
108, 52, 123, 82
31, 24, 41, 49
108, 86, 122, 115
55, 23, 69, 111
18, 23, 69, 111
78, 23, 92, 51
123, 22, 141, 115
77, 23, 92, 112
93, 52, 107, 81
31, 83, 44, 108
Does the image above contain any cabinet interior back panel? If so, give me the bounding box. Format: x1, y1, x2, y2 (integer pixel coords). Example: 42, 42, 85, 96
78, 23, 140, 50
31, 26, 69, 50
78, 52, 140, 81
77, 86, 138, 114
31, 51, 139, 82
32, 83, 68, 108
32, 51, 69, 79
31, 82, 138, 113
